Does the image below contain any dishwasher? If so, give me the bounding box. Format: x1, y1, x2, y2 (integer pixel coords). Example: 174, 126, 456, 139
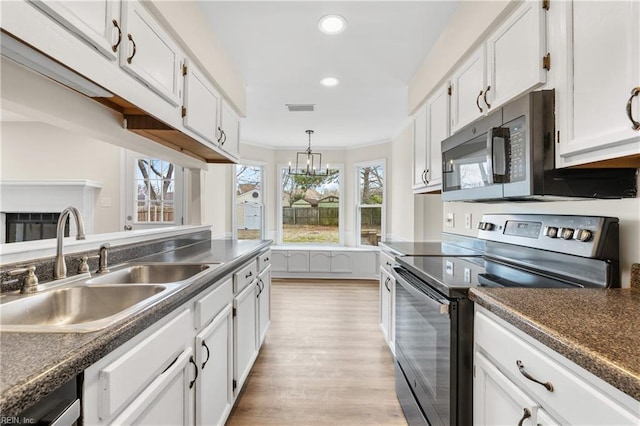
16, 377, 80, 426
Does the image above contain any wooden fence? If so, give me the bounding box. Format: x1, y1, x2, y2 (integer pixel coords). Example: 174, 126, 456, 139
283, 207, 338, 226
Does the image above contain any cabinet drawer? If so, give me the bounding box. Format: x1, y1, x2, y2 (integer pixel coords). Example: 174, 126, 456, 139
194, 277, 233, 329
233, 261, 257, 293
380, 251, 395, 274
475, 310, 639, 425
257, 250, 271, 273
98, 309, 191, 419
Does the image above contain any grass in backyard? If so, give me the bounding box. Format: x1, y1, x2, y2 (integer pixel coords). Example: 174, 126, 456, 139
282, 225, 339, 243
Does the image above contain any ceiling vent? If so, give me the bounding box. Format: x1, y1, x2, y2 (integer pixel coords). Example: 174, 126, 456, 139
286, 104, 315, 112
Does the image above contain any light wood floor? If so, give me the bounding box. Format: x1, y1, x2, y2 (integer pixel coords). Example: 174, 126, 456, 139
226, 279, 407, 426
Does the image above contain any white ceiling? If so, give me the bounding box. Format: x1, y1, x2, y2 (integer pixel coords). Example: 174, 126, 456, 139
199, 1, 459, 149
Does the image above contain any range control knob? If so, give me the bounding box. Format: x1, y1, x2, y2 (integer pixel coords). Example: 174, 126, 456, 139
559, 227, 574, 240
573, 229, 593, 242
543, 226, 559, 238
477, 221, 495, 231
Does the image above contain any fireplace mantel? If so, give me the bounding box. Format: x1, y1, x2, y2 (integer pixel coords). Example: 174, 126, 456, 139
0, 180, 103, 241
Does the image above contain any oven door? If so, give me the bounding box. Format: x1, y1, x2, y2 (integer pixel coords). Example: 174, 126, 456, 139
393, 267, 457, 426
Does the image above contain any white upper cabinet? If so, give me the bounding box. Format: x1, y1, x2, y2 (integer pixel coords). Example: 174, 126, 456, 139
555, 0, 640, 167
485, 0, 547, 111
30, 0, 121, 61
425, 82, 450, 190
219, 99, 241, 159
451, 0, 548, 133
412, 105, 428, 191
182, 58, 221, 145
120, 0, 183, 106
451, 46, 487, 133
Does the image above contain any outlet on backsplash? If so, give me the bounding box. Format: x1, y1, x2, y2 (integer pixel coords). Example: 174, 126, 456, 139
464, 213, 472, 229
445, 213, 455, 228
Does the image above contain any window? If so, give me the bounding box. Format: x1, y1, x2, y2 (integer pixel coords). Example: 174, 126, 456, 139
235, 165, 264, 240
136, 158, 177, 223
124, 152, 183, 230
356, 161, 385, 246
279, 166, 342, 244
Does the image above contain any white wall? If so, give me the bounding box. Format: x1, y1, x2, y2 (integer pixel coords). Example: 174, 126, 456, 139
0, 122, 122, 234
388, 123, 416, 241
202, 164, 234, 238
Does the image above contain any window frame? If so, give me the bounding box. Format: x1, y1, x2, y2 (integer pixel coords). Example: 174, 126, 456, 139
233, 162, 266, 240
355, 159, 386, 247
124, 150, 184, 231
276, 163, 344, 246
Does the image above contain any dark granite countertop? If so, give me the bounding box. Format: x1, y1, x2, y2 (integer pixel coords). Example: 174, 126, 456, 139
469, 286, 640, 402
0, 239, 271, 416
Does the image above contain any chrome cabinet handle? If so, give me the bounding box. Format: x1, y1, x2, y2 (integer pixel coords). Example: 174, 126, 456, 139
126, 34, 136, 64
484, 85, 491, 109
201, 341, 210, 369
217, 127, 224, 143
384, 277, 391, 292
516, 360, 554, 391
189, 356, 198, 389
221, 130, 227, 146
626, 87, 640, 130
112, 20, 122, 53
476, 90, 484, 113
517, 408, 531, 426
421, 169, 427, 185
425, 168, 430, 184
245, 271, 253, 279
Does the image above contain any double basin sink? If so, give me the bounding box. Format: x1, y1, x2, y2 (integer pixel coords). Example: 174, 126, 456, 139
0, 263, 220, 333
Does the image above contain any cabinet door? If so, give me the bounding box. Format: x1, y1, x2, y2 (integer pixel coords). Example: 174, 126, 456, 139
451, 46, 486, 132
331, 252, 352, 273
219, 100, 241, 159
183, 59, 221, 144
234, 282, 258, 395
309, 252, 331, 272
120, 0, 182, 106
31, 0, 121, 61
271, 251, 287, 272
556, 0, 640, 166
111, 347, 193, 426
486, 0, 546, 111
287, 251, 309, 272
425, 83, 450, 190
379, 268, 391, 344
474, 352, 538, 426
412, 105, 428, 192
195, 305, 233, 426
257, 265, 271, 346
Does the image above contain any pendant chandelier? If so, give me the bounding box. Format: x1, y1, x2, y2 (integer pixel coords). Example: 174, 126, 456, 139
288, 130, 329, 176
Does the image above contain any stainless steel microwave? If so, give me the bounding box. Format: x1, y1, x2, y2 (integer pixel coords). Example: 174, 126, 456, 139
441, 90, 637, 201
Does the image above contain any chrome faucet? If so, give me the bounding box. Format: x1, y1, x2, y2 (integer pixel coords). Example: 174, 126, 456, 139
54, 206, 86, 280
97, 243, 111, 274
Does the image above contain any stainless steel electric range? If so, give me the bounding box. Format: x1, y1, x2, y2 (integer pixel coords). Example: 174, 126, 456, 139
392, 214, 621, 426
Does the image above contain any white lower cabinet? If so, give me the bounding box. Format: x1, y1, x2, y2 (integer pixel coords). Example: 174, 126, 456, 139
257, 264, 271, 346
233, 281, 258, 396
195, 304, 233, 426
111, 347, 194, 426
83, 308, 193, 425
474, 307, 640, 425
271, 250, 309, 273
83, 253, 270, 426
309, 251, 351, 273
379, 267, 395, 354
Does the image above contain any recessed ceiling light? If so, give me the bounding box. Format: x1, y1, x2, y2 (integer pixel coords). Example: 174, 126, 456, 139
320, 77, 340, 87
318, 14, 347, 35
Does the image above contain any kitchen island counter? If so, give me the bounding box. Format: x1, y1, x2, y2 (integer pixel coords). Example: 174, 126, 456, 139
469, 286, 640, 402
0, 239, 271, 416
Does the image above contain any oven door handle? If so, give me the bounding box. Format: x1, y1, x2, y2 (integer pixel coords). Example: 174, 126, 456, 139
393, 267, 451, 316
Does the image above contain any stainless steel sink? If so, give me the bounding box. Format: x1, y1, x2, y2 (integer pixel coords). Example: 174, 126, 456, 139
0, 284, 179, 333
85, 263, 213, 285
